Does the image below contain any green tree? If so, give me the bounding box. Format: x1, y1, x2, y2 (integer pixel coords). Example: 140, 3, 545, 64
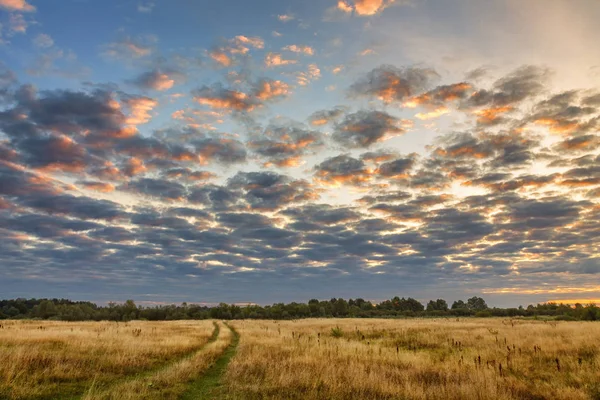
467, 296, 488, 311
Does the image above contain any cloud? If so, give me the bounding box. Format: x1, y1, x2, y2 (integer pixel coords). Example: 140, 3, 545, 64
282, 44, 314, 55
308, 107, 346, 126
376, 155, 416, 179
121, 95, 158, 126
130, 69, 183, 91
464, 66, 551, 126
209, 50, 232, 67
193, 84, 258, 112
314, 154, 373, 187
8, 13, 28, 33
0, 0, 35, 12
161, 168, 216, 182
192, 136, 247, 165
405, 82, 472, 109
102, 35, 156, 60
20, 193, 126, 220
121, 178, 187, 201
336, 0, 397, 16
15, 134, 88, 173
188, 184, 240, 211
349, 65, 440, 103
78, 181, 116, 193
193, 80, 290, 112
232, 35, 264, 50
296, 64, 321, 86
277, 14, 295, 22
264, 52, 297, 67
247, 122, 324, 167
32, 34, 54, 48
228, 171, 319, 210
137, 2, 154, 13
332, 110, 405, 148
253, 79, 291, 101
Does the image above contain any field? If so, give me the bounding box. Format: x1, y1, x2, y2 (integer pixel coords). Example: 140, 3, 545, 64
1, 319, 599, 399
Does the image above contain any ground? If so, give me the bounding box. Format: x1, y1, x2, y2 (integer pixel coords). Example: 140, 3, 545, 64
1, 318, 599, 399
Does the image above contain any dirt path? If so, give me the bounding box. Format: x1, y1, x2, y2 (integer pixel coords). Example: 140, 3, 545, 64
79, 321, 223, 400
179, 323, 239, 399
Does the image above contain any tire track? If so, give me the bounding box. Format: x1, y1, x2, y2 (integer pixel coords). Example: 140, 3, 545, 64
80, 321, 226, 400
179, 323, 239, 399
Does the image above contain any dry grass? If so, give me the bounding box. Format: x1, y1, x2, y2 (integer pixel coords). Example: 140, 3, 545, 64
0, 319, 215, 399
2, 318, 599, 400
223, 318, 600, 400
83, 321, 234, 400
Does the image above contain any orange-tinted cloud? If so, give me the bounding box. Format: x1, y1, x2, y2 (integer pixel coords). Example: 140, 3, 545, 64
132, 70, 177, 91
350, 65, 440, 103
296, 64, 321, 86
123, 96, 158, 126
79, 181, 116, 193
534, 118, 580, 134
283, 44, 314, 56
472, 105, 513, 125
209, 50, 232, 67
264, 52, 297, 67
337, 0, 396, 16
0, 0, 35, 12
415, 107, 449, 120
122, 157, 147, 176
253, 79, 291, 100
194, 86, 255, 111
314, 154, 374, 187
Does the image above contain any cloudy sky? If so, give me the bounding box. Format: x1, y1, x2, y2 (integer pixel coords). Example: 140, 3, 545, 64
1, 0, 599, 307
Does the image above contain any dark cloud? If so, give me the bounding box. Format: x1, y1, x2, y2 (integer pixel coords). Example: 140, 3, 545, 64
122, 178, 187, 201
228, 171, 319, 210
314, 154, 372, 186
349, 65, 440, 103
281, 204, 361, 226
19, 193, 126, 220
192, 137, 247, 165
376, 156, 416, 178
247, 122, 323, 167
192, 79, 290, 113
308, 107, 346, 126
333, 110, 404, 148
13, 87, 125, 137
15, 134, 89, 172
129, 68, 184, 91
188, 184, 240, 211
466, 65, 550, 108
5, 213, 101, 238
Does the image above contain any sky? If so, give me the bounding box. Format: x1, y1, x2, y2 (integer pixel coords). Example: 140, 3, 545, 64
0, 0, 599, 307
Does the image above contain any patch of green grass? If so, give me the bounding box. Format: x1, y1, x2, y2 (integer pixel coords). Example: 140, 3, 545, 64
180, 323, 239, 400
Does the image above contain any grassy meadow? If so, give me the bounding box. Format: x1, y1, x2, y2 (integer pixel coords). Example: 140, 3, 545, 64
1, 318, 599, 399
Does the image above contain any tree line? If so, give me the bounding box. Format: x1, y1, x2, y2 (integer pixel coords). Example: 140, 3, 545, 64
1, 296, 599, 321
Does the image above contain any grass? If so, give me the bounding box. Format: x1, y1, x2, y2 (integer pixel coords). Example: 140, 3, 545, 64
222, 318, 600, 400
180, 323, 240, 400
76, 321, 220, 399
82, 321, 233, 400
0, 320, 215, 400
1, 318, 599, 399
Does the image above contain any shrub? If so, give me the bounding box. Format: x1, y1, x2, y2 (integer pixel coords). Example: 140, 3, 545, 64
330, 326, 344, 338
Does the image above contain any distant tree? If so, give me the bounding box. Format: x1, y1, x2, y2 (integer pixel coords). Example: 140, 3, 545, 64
467, 296, 488, 311
451, 300, 467, 309
427, 299, 448, 312
39, 300, 58, 319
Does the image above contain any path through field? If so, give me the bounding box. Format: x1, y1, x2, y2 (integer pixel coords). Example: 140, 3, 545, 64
80, 321, 237, 400
180, 323, 240, 399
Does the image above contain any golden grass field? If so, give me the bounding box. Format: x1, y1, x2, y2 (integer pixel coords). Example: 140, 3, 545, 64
1, 318, 599, 399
